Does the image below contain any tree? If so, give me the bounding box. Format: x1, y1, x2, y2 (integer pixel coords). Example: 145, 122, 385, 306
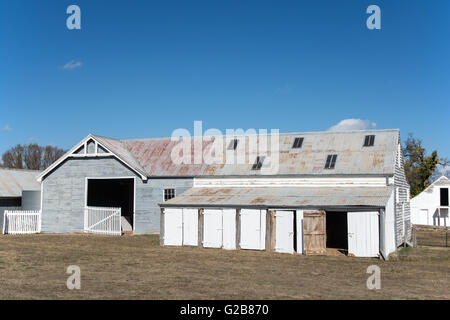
42, 145, 66, 169
1, 144, 66, 170
2, 144, 25, 169
403, 133, 441, 197
23, 144, 43, 170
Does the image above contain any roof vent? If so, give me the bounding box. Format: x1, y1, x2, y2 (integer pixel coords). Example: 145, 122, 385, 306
363, 135, 375, 147
251, 156, 265, 170
324, 154, 337, 169
292, 137, 304, 149
227, 139, 239, 150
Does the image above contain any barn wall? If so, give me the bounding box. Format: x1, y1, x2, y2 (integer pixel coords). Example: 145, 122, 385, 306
22, 190, 41, 210
41, 157, 193, 234
394, 141, 411, 246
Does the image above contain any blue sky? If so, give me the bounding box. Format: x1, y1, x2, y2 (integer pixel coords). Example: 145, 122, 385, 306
1, 0, 449, 159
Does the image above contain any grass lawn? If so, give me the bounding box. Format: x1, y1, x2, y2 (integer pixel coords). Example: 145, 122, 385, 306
0, 234, 449, 299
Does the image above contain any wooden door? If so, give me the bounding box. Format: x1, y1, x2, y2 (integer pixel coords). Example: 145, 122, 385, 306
303, 210, 326, 255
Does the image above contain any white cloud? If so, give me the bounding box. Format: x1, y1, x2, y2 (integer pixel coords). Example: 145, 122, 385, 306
438, 164, 450, 177
327, 119, 376, 131
0, 124, 12, 131
63, 60, 83, 70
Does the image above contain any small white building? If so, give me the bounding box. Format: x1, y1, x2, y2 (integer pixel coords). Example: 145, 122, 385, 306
411, 176, 449, 227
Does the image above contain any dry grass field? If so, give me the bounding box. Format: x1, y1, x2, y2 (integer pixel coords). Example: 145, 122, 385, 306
0, 234, 449, 300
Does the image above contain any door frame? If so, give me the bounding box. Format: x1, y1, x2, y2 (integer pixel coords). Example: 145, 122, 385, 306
85, 176, 136, 232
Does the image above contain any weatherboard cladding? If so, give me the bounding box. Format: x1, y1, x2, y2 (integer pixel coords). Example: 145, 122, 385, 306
393, 138, 411, 246
160, 186, 394, 208
41, 157, 193, 234
39, 129, 406, 236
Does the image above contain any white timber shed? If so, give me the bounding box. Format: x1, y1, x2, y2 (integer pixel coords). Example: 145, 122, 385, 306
160, 129, 411, 259
410, 176, 449, 227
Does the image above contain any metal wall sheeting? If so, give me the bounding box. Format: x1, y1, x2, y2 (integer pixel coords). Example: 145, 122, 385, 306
160, 186, 394, 208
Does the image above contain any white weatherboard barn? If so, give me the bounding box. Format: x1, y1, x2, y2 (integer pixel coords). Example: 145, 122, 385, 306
411, 176, 449, 227
160, 129, 411, 259
33, 128, 410, 259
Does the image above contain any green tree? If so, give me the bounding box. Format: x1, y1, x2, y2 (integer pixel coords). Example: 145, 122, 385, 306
403, 133, 440, 197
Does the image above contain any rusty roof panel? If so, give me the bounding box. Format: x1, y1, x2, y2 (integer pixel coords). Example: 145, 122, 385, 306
87, 129, 400, 178
121, 129, 399, 177
160, 186, 394, 208
0, 168, 41, 197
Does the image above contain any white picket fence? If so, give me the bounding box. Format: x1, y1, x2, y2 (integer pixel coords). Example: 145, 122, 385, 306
2, 210, 41, 234
84, 206, 122, 236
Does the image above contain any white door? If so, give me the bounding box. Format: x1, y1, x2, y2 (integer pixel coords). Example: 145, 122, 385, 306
203, 209, 223, 248
418, 209, 429, 225
347, 211, 379, 257
164, 208, 183, 246
222, 209, 236, 250
182, 209, 198, 246
240, 209, 266, 250
275, 211, 294, 254
296, 210, 304, 254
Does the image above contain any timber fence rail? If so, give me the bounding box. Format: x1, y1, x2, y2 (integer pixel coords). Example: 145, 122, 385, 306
412, 225, 449, 248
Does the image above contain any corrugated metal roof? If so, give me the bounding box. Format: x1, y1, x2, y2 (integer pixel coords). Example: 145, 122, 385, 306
0, 168, 41, 197
41, 129, 399, 180
160, 186, 394, 208
121, 129, 399, 177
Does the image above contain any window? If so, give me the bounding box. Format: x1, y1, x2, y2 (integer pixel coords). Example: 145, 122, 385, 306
324, 154, 337, 169
251, 156, 265, 170
440, 188, 449, 207
227, 139, 239, 150
164, 189, 176, 201
363, 135, 375, 147
292, 137, 304, 149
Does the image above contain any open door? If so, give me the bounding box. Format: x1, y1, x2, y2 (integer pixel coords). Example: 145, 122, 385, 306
347, 211, 379, 257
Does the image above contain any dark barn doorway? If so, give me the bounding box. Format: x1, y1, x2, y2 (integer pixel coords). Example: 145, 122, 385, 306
325, 211, 348, 252
87, 178, 134, 230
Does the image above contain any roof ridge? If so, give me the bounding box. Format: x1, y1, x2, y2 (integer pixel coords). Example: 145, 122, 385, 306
121, 128, 400, 142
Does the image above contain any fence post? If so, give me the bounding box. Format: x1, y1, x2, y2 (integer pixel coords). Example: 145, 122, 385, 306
2, 211, 6, 234
84, 207, 87, 233
119, 208, 122, 236
413, 226, 417, 248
